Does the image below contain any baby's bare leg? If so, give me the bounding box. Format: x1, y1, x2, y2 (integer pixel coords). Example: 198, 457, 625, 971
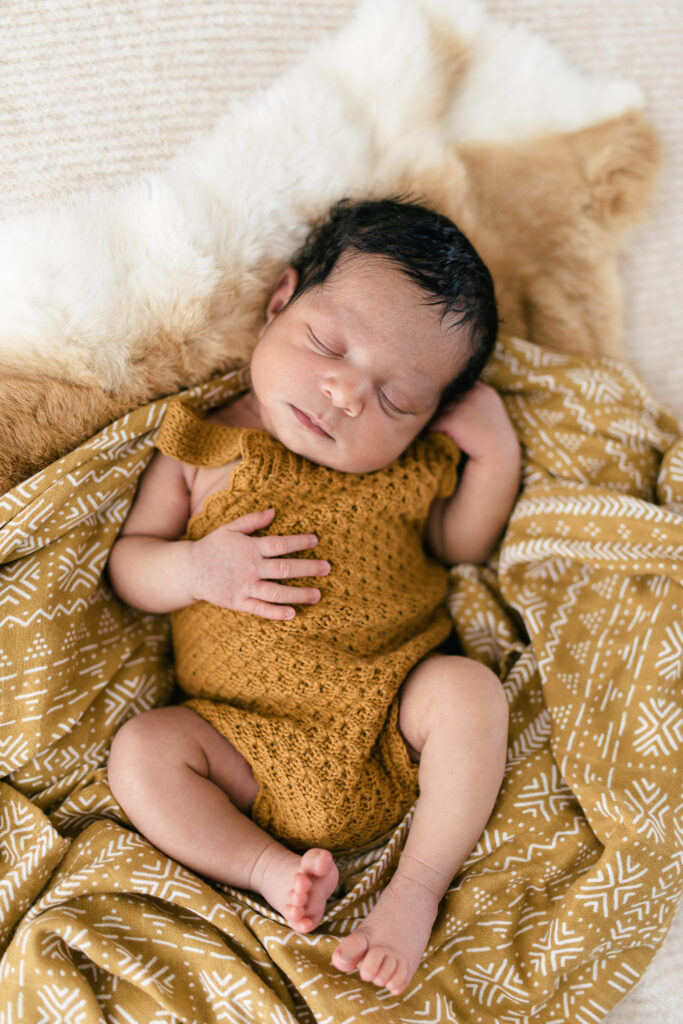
332, 655, 508, 994
108, 706, 338, 932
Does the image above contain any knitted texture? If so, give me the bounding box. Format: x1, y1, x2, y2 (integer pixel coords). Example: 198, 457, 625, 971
155, 399, 459, 851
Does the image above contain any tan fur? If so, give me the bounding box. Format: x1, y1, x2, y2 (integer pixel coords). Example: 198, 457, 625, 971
0, 377, 126, 490
0, 114, 660, 495
407, 112, 660, 357
91, 263, 279, 409
0, 268, 279, 493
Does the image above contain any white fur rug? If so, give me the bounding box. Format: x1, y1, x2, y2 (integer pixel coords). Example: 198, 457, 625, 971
1, 0, 680, 421
0, 0, 649, 394
0, 1, 680, 1019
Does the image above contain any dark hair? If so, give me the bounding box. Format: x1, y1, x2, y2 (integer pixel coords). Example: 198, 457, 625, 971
290, 198, 499, 403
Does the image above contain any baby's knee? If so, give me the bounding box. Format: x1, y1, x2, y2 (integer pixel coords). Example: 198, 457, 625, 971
401, 655, 507, 753
108, 707, 180, 798
417, 655, 508, 732
451, 658, 507, 726
460, 658, 507, 711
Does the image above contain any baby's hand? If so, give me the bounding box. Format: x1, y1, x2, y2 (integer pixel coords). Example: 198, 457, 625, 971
188, 507, 330, 620
429, 382, 518, 464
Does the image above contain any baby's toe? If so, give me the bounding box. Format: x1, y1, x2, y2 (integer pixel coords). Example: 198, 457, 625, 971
301, 848, 334, 877
332, 929, 369, 972
286, 888, 307, 909
370, 953, 399, 990
292, 871, 313, 896
358, 945, 388, 984
386, 960, 411, 995
288, 911, 314, 933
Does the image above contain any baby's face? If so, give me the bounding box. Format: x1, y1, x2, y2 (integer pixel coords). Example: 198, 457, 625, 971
248, 255, 463, 473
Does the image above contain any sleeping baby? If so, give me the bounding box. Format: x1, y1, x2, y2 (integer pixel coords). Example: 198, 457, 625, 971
106, 198, 519, 996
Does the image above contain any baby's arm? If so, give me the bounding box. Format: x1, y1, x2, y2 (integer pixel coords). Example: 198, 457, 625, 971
425, 382, 521, 565
108, 451, 329, 617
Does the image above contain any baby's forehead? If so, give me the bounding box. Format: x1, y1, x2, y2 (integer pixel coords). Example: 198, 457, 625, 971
313, 300, 459, 406
315, 254, 448, 326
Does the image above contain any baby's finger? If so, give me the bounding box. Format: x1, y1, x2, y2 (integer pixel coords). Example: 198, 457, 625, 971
257, 532, 320, 558
225, 507, 276, 534
262, 557, 330, 580
241, 597, 297, 621
253, 580, 322, 606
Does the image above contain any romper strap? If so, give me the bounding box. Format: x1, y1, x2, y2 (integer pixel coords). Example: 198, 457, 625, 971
154, 399, 243, 466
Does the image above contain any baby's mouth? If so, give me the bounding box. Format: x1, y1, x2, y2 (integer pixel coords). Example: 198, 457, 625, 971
291, 406, 333, 439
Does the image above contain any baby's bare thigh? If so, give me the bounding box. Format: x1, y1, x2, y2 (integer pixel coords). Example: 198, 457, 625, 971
180, 707, 259, 812
110, 705, 259, 814
397, 654, 504, 759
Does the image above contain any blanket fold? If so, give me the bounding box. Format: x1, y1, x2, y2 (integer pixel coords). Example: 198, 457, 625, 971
1, 335, 680, 1023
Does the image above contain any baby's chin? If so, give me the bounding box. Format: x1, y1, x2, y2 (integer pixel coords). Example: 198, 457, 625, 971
290, 440, 394, 475
267, 406, 405, 474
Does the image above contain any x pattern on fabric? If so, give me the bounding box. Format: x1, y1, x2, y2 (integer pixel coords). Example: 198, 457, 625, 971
0, 338, 681, 1023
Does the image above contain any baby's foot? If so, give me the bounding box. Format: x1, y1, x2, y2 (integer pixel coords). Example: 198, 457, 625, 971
256, 846, 339, 933
331, 867, 442, 995
284, 849, 339, 932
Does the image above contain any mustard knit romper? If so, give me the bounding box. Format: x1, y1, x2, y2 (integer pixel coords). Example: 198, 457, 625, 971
155, 399, 459, 853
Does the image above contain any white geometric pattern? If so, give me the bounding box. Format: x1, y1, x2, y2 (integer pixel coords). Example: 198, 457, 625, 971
463, 962, 528, 1007
632, 699, 682, 758
529, 919, 585, 977
197, 972, 256, 1023
656, 622, 683, 681
36, 986, 89, 1024
623, 780, 670, 845
0, 331, 680, 1024
575, 853, 649, 916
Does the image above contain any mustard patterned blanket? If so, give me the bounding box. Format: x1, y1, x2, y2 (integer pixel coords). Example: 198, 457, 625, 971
1, 335, 680, 1023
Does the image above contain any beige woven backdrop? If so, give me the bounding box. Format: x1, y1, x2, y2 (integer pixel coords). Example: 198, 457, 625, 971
1, 2, 681, 1020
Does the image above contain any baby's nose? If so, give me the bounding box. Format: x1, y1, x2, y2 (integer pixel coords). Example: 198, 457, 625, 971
321, 374, 364, 417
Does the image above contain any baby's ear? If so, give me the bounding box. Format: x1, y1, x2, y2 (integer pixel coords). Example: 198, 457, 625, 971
264, 267, 299, 323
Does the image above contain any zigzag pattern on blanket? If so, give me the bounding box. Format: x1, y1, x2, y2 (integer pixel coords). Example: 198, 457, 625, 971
0, 336, 680, 1022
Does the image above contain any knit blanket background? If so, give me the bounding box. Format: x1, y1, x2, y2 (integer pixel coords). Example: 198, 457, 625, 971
0, 334, 680, 1023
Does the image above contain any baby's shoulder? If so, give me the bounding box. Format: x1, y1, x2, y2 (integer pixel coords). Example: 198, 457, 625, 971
204, 391, 264, 432
146, 445, 197, 495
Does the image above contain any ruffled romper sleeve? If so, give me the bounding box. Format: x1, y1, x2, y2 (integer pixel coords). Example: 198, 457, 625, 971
154, 399, 243, 466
